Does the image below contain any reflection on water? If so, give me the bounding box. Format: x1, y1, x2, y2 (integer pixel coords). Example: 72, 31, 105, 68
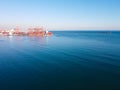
0, 31, 120, 90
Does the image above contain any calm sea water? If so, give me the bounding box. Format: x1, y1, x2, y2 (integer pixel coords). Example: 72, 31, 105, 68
0, 31, 120, 90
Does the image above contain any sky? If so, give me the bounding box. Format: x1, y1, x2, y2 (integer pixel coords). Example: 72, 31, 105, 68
0, 0, 120, 30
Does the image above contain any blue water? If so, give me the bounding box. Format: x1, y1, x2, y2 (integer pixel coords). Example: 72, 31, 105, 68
0, 31, 120, 90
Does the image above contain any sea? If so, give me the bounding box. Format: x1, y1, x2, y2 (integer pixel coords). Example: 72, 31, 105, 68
0, 31, 120, 90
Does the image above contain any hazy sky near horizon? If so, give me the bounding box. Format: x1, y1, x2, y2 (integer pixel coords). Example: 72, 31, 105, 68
0, 0, 120, 30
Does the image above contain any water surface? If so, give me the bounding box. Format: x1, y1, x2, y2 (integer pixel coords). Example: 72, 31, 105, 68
0, 31, 120, 90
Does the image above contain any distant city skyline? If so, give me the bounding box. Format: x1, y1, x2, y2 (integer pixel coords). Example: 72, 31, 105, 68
0, 0, 120, 30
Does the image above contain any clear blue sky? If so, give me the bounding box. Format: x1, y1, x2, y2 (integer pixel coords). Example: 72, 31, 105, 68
0, 0, 120, 30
